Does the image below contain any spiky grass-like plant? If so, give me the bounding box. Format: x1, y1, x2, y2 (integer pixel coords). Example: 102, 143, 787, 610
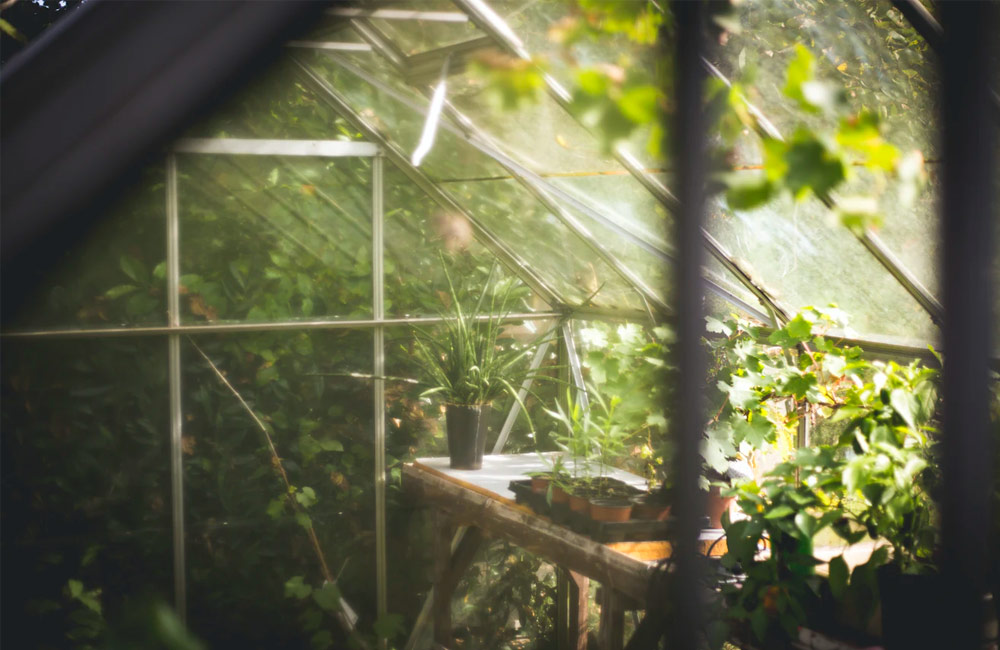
410, 263, 537, 407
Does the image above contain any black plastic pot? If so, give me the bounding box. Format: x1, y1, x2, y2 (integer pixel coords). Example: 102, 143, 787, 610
877, 565, 947, 650
445, 404, 489, 470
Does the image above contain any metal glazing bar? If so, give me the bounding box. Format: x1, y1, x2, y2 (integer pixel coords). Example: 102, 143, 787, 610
290, 55, 567, 309
1, 312, 565, 339
351, 18, 409, 70
702, 58, 944, 325
325, 50, 774, 323
173, 138, 378, 157
327, 7, 470, 23
372, 153, 388, 628
450, 0, 790, 327
166, 153, 186, 621
492, 325, 557, 454
562, 321, 589, 413
285, 41, 374, 52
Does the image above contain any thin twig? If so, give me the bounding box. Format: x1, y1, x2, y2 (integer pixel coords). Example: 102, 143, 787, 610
188, 338, 365, 643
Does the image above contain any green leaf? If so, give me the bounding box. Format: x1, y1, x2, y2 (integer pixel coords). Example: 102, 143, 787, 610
68, 579, 84, 598
794, 511, 817, 537
295, 486, 317, 508
783, 131, 846, 198
764, 504, 795, 519
295, 512, 313, 530
312, 582, 341, 612
618, 85, 660, 124
725, 175, 774, 210
285, 576, 313, 599
889, 388, 919, 431
120, 255, 148, 284
784, 44, 815, 111
266, 498, 285, 519
104, 284, 139, 300
828, 555, 849, 600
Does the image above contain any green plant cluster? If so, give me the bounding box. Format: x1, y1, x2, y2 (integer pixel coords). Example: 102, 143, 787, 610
712, 308, 940, 647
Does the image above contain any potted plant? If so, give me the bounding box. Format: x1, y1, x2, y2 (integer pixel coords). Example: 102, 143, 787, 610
411, 264, 543, 470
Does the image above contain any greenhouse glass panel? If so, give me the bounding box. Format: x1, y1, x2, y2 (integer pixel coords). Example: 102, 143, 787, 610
177, 154, 373, 323
841, 167, 942, 301
382, 166, 550, 317
301, 50, 504, 182
450, 177, 646, 310
1, 338, 172, 645
367, 14, 483, 56
709, 189, 937, 341
717, 0, 940, 159
182, 330, 375, 648
8, 164, 167, 330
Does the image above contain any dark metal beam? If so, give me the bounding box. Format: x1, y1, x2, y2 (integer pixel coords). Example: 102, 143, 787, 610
668, 3, 709, 650
938, 2, 997, 647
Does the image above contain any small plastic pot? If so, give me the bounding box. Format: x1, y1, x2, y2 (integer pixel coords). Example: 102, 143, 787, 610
630, 493, 671, 521
705, 486, 734, 529
568, 492, 590, 514
589, 497, 633, 523
530, 476, 550, 495
551, 485, 570, 505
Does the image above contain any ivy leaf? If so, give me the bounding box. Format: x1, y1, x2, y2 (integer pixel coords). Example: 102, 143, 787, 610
120, 255, 148, 284
284, 576, 312, 600
720, 375, 759, 410
104, 284, 139, 300
783, 131, 846, 199
725, 174, 774, 210
295, 486, 317, 509
784, 44, 816, 111
374, 613, 405, 640
889, 388, 919, 431
733, 416, 773, 449
312, 582, 341, 612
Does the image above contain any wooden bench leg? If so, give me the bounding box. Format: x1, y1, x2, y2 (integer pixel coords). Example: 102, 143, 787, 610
598, 588, 624, 650
569, 571, 589, 650
432, 511, 484, 649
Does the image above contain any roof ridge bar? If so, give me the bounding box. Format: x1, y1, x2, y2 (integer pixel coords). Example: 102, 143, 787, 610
290, 55, 567, 310
450, 0, 790, 325
700, 59, 945, 325
324, 47, 772, 322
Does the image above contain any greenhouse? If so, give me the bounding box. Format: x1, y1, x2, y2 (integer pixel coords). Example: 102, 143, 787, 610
1, 1, 997, 649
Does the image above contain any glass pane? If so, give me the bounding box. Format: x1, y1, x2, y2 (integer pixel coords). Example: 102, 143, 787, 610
183, 330, 375, 647
709, 189, 938, 340
447, 72, 622, 175
2, 337, 172, 645
301, 49, 505, 182
451, 177, 645, 310
368, 16, 483, 55
9, 163, 167, 330
383, 166, 550, 317
183, 57, 355, 140
842, 167, 941, 301
177, 154, 373, 322
717, 0, 939, 161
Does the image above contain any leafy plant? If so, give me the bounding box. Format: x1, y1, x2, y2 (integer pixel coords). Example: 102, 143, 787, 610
409, 261, 541, 409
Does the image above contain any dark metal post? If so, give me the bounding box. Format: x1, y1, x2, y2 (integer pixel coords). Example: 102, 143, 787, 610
939, 3, 997, 647
668, 2, 708, 650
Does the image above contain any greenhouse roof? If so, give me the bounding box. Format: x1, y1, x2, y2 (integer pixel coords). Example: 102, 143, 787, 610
2, 0, 976, 357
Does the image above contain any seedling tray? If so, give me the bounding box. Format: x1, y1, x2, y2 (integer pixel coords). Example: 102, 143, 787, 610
508, 479, 672, 543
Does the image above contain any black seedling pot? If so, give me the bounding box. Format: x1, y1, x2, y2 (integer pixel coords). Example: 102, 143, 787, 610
445, 404, 489, 470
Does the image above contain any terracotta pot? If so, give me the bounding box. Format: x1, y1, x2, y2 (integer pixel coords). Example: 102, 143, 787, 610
568, 492, 590, 514
550, 485, 571, 505
530, 476, 550, 495
445, 404, 489, 470
630, 493, 671, 521
705, 486, 734, 528
589, 497, 632, 523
